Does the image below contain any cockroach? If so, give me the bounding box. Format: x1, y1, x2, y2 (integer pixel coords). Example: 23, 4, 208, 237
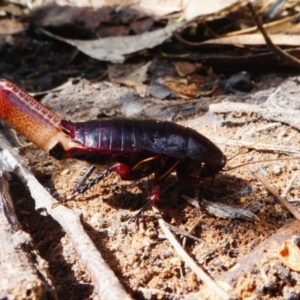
0, 79, 227, 210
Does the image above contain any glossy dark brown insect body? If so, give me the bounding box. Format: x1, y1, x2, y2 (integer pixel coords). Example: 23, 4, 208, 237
0, 79, 227, 205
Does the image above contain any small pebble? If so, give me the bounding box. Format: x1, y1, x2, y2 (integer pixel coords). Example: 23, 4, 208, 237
273, 165, 282, 175
61, 169, 70, 175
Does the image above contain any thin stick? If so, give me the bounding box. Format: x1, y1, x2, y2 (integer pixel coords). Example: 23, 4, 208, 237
0, 132, 131, 300
281, 171, 298, 198
246, 0, 300, 68
251, 169, 300, 221
0, 172, 57, 298
152, 206, 232, 300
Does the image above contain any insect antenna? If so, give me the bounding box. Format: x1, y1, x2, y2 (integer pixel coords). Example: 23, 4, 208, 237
223, 157, 300, 173
219, 132, 300, 172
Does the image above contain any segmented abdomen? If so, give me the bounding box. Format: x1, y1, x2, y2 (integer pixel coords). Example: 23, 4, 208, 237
60, 119, 223, 162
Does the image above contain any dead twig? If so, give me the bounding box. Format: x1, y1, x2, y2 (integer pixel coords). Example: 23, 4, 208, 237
0, 132, 132, 300
281, 171, 298, 198
0, 172, 57, 299
163, 222, 203, 242
246, 0, 300, 68
250, 168, 300, 222
152, 205, 232, 300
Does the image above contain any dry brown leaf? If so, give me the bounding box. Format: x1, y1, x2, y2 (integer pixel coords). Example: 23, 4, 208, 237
164, 80, 198, 98
40, 20, 185, 63
139, 0, 183, 16
0, 19, 27, 35
173, 61, 199, 77
108, 62, 150, 97
183, 0, 242, 21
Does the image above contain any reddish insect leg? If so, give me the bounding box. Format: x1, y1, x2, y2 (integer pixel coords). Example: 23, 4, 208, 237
103, 163, 162, 206
147, 185, 161, 204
